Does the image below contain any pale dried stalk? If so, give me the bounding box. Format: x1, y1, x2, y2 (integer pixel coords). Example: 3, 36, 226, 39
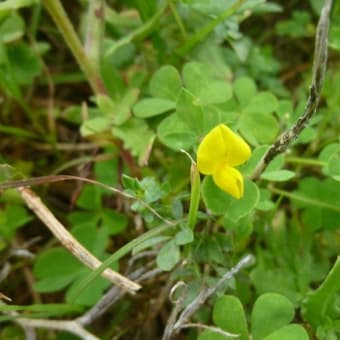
16, 318, 99, 340
18, 187, 141, 293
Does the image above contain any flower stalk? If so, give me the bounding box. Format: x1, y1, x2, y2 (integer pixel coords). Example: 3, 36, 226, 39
188, 162, 201, 230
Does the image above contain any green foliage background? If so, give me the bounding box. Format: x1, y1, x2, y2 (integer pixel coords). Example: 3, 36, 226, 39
0, 0, 339, 339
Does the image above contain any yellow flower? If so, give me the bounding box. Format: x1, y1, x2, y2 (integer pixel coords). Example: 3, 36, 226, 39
197, 124, 251, 199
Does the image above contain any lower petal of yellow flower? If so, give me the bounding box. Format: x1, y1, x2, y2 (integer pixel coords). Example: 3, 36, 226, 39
213, 163, 244, 199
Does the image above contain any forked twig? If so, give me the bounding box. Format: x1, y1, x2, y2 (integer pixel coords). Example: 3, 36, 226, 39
251, 0, 333, 180
162, 255, 255, 340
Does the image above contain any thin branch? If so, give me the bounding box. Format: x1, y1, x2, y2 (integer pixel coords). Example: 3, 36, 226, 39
0, 174, 176, 227
162, 281, 188, 340
77, 266, 162, 326
251, 0, 333, 180
18, 187, 141, 294
163, 255, 255, 340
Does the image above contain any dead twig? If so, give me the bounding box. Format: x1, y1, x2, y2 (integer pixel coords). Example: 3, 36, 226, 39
18, 187, 141, 294
251, 0, 333, 180
162, 255, 255, 340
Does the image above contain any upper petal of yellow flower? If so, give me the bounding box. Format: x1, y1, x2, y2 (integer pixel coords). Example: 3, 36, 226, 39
197, 124, 251, 174
213, 163, 244, 199
218, 124, 251, 167
197, 124, 228, 175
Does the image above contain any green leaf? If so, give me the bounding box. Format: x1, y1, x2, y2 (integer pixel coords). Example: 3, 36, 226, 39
265, 154, 285, 172
202, 177, 259, 221
251, 293, 295, 340
176, 88, 206, 135
200, 80, 233, 105
0, 124, 36, 139
239, 112, 279, 145
303, 257, 340, 326
198, 330, 229, 340
157, 113, 197, 150
242, 145, 267, 176
293, 177, 340, 230
133, 98, 175, 118
0, 205, 32, 239
139, 176, 165, 203
245, 92, 279, 115
156, 240, 180, 271
0, 0, 38, 12
330, 24, 340, 51
234, 76, 257, 108
94, 155, 119, 186
262, 324, 309, 340
132, 235, 171, 254
328, 147, 340, 180
182, 62, 213, 95
33, 248, 81, 292
80, 117, 111, 137
261, 170, 295, 182
174, 227, 194, 245
33, 224, 109, 296
7, 42, 42, 85
112, 118, 155, 165
213, 295, 249, 340
96, 94, 116, 116
224, 180, 259, 223
114, 88, 140, 125
256, 189, 275, 211
202, 176, 231, 215
149, 65, 182, 100
182, 62, 232, 105
66, 269, 110, 306
101, 209, 128, 236
34, 275, 79, 293
0, 13, 24, 43
76, 185, 102, 211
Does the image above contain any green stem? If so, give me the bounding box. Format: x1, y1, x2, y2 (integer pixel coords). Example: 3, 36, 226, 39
169, 0, 188, 39
176, 0, 246, 55
68, 223, 177, 301
285, 156, 326, 167
105, 1, 169, 58
188, 163, 201, 230
42, 0, 106, 95
269, 187, 340, 213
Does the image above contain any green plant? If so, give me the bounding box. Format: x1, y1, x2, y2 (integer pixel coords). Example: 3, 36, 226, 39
0, 0, 339, 339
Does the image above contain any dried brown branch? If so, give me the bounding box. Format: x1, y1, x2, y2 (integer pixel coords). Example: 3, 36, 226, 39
251, 0, 333, 180
18, 187, 141, 293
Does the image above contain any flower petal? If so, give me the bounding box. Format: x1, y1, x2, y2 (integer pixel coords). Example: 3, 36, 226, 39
218, 124, 251, 167
197, 124, 228, 175
213, 163, 244, 199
